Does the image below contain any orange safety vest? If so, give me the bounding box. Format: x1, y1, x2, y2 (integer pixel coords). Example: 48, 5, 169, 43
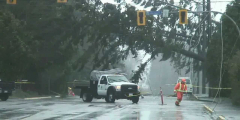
174, 83, 187, 92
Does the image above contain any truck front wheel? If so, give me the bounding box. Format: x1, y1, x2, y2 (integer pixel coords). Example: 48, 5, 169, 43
1, 94, 9, 101
106, 91, 115, 103
82, 93, 93, 102
132, 96, 139, 104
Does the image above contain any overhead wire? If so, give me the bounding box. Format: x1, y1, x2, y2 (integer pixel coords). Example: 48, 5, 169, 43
192, 30, 203, 49
161, 0, 239, 109
184, 6, 240, 111
212, 17, 224, 110
209, 10, 240, 110
189, 13, 210, 49
180, 0, 234, 5
220, 36, 240, 78
210, 1, 235, 2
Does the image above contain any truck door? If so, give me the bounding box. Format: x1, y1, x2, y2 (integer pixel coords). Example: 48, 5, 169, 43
98, 76, 108, 96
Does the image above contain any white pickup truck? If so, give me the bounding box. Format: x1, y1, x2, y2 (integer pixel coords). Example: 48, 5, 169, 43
72, 69, 140, 103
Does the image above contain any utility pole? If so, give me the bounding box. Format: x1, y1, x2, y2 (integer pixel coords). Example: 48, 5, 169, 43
207, 0, 211, 42
207, 0, 211, 96
202, 0, 207, 94
196, 3, 202, 94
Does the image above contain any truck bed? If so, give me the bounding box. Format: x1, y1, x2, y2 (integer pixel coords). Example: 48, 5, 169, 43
68, 80, 90, 89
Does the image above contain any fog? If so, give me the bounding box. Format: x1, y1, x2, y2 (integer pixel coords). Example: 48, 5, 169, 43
122, 52, 191, 96
148, 57, 190, 96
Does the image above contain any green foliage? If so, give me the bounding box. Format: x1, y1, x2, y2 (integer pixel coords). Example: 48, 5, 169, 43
228, 51, 240, 105
131, 61, 149, 83
0, 10, 32, 80
0, 0, 218, 94
207, 1, 240, 102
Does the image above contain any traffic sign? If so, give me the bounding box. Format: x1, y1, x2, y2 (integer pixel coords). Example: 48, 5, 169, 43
147, 11, 162, 15
7, 0, 16, 4
163, 9, 169, 17
57, 0, 67, 3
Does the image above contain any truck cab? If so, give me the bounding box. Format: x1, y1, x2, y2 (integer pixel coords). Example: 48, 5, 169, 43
97, 74, 139, 102
0, 81, 15, 101
79, 74, 140, 103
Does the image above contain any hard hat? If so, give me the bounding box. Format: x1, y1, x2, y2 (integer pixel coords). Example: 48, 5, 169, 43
182, 79, 186, 83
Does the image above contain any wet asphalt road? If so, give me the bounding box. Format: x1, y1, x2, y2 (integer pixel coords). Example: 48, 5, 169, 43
0, 95, 212, 120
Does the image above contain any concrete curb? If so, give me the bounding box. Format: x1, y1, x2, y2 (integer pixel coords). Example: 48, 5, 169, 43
193, 94, 216, 103
217, 116, 225, 120
203, 104, 214, 114
24, 96, 60, 100
203, 105, 226, 120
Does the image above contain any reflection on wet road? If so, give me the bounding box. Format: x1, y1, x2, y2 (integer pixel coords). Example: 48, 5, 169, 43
0, 96, 211, 120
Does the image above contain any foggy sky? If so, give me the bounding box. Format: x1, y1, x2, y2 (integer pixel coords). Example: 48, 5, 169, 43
148, 57, 190, 96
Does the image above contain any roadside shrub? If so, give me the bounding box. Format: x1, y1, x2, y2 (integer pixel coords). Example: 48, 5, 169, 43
228, 51, 240, 106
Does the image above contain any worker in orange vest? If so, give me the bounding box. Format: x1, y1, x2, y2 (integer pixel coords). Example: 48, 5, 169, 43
68, 87, 75, 96
174, 79, 187, 106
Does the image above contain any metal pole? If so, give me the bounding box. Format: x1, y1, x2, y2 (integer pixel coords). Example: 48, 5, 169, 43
202, 0, 207, 94
207, 0, 211, 96
208, 0, 212, 41
197, 7, 202, 94
160, 87, 163, 105
48, 78, 50, 95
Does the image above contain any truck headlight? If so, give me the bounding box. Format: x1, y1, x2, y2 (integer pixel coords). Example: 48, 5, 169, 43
115, 86, 121, 90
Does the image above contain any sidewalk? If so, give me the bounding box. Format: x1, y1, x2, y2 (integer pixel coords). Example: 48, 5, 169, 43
9, 89, 62, 100
194, 94, 240, 120
193, 94, 214, 102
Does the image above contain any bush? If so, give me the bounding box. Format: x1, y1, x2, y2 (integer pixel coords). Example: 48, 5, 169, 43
228, 51, 240, 105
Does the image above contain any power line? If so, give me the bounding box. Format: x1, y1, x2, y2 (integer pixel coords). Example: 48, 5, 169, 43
212, 17, 224, 110
176, 1, 233, 3
211, 1, 234, 2
206, 10, 240, 110
189, 13, 210, 49
174, 0, 234, 5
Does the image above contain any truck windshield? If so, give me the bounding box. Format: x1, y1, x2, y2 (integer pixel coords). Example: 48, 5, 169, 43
178, 79, 191, 84
107, 76, 129, 83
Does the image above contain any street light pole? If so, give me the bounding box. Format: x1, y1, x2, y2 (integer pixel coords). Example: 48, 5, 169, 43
202, 0, 207, 94
207, 0, 211, 96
